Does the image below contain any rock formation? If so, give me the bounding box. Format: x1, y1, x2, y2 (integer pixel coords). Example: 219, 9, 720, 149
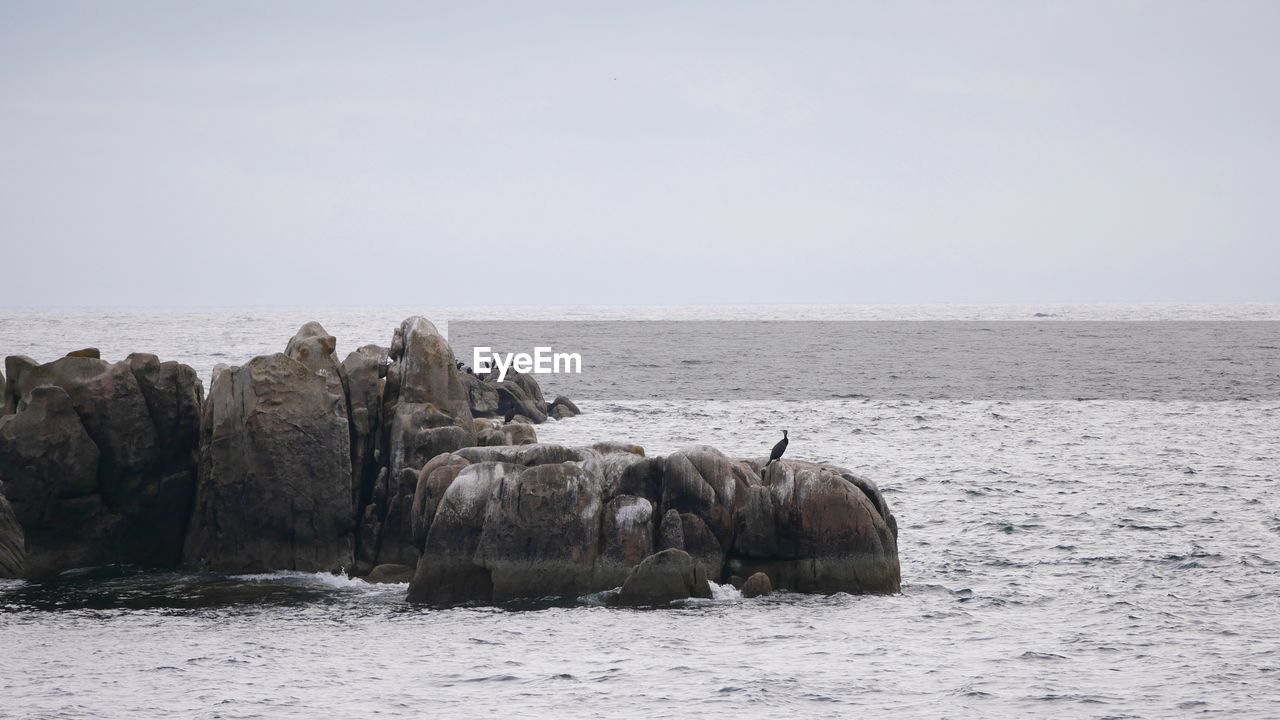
184, 352, 352, 573
406, 442, 899, 606
0, 352, 202, 577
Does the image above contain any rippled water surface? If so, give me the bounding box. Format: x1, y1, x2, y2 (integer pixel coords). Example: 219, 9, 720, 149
2, 305, 1279, 718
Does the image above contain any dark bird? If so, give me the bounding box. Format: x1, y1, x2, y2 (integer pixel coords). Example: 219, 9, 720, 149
767, 430, 789, 465
503, 408, 517, 423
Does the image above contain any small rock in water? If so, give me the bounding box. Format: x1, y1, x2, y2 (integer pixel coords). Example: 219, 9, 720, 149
741, 572, 773, 598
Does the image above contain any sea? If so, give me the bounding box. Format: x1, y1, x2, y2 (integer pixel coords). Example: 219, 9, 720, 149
1, 304, 1278, 719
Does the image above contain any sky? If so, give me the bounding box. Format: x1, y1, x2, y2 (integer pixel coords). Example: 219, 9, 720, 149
1, 1, 1277, 306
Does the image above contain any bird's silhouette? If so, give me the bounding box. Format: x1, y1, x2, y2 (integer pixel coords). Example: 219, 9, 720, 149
767, 430, 789, 466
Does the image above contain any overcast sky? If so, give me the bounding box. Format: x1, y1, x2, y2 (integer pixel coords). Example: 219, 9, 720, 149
1, 1, 1277, 306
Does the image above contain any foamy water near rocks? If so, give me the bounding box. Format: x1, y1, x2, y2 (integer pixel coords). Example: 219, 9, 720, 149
0, 315, 900, 606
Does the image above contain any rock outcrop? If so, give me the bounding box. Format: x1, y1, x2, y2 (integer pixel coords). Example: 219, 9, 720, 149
184, 353, 353, 573
406, 442, 900, 606
357, 318, 476, 573
0, 352, 202, 577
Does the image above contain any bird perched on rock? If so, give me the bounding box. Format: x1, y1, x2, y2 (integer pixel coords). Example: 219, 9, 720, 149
767, 430, 789, 466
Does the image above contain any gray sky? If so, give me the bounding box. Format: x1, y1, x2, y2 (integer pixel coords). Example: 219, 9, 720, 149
2, 1, 1277, 306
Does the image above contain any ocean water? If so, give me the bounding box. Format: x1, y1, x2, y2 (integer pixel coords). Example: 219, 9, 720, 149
2, 305, 1279, 719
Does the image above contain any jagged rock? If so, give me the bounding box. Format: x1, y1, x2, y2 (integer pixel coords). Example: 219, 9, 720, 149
184, 353, 353, 573
615, 549, 712, 606
548, 395, 581, 419
595, 495, 654, 588
462, 373, 499, 417
65, 348, 100, 359
0, 353, 200, 576
408, 461, 517, 605
0, 491, 23, 578
727, 459, 900, 594
475, 463, 603, 601
365, 563, 415, 584
657, 508, 684, 552
741, 571, 773, 598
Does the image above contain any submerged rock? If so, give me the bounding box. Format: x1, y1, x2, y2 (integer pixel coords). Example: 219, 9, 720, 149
615, 549, 712, 606
365, 563, 415, 584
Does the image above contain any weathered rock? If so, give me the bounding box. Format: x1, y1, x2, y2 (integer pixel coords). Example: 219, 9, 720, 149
385, 317, 472, 420
0, 386, 103, 575
184, 353, 353, 573
126, 353, 203, 467
387, 403, 474, 476
342, 344, 386, 510
727, 459, 900, 594
1, 353, 200, 576
548, 395, 581, 419
475, 463, 603, 601
461, 373, 499, 417
412, 453, 472, 549
595, 495, 654, 588
65, 348, 100, 359
0, 490, 23, 578
615, 549, 712, 606
2, 356, 37, 415
10, 356, 162, 506
285, 322, 349, 415
408, 461, 517, 605
661, 446, 751, 552
657, 508, 684, 552
455, 443, 589, 467
679, 512, 724, 581
365, 563, 415, 584
617, 456, 665, 505
501, 422, 537, 445
741, 571, 773, 598
493, 371, 547, 424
